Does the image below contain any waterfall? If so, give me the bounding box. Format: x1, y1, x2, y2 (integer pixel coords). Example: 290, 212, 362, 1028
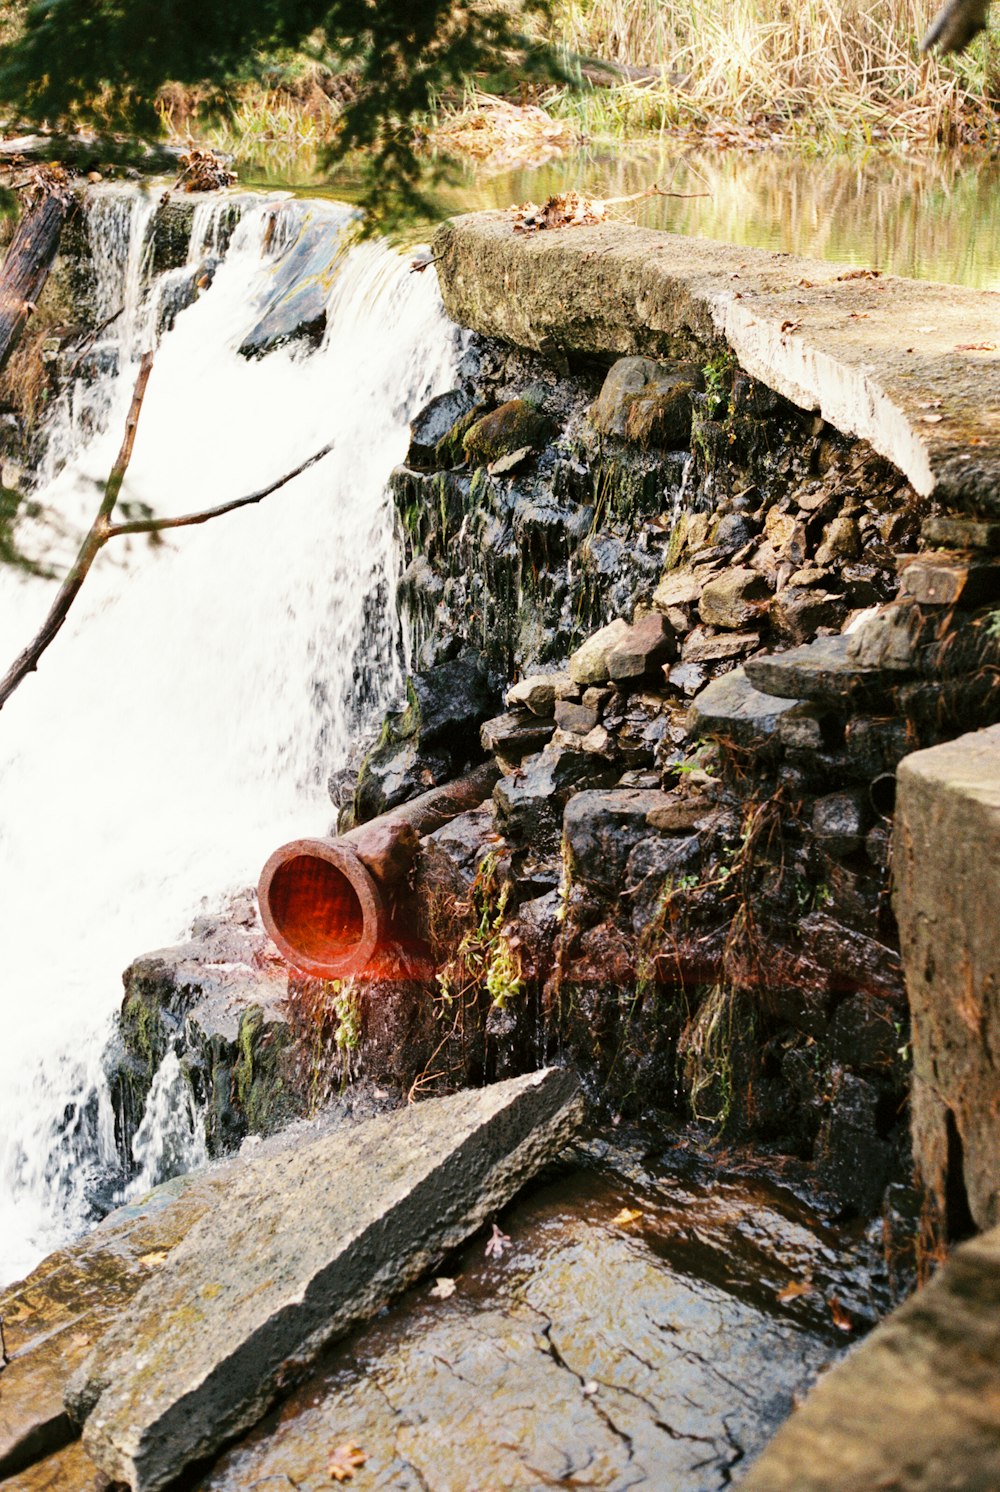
0, 186, 459, 1286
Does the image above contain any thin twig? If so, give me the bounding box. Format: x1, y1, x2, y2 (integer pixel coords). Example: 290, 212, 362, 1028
0, 354, 335, 712
66, 303, 125, 380
0, 1314, 9, 1368
105, 441, 334, 538
0, 351, 154, 711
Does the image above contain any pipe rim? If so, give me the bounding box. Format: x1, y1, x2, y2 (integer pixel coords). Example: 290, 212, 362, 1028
258, 838, 385, 979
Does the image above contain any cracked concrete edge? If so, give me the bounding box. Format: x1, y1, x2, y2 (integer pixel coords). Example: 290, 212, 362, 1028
73, 1069, 585, 1492
432, 212, 1000, 509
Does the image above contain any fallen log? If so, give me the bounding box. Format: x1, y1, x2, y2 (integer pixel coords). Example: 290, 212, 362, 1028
0, 176, 75, 381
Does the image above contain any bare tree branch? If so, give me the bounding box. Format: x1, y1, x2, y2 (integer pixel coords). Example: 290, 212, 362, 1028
104, 440, 335, 538
0, 351, 154, 711
0, 354, 335, 712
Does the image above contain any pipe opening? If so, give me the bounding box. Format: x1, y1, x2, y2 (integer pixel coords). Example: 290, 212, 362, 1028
266, 853, 365, 966
870, 772, 897, 819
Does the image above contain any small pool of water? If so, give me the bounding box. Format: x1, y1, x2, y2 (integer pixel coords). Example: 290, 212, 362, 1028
241, 143, 1000, 291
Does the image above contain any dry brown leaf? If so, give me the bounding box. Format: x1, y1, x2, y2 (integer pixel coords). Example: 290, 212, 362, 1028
776, 1277, 814, 1303
955, 342, 997, 352
138, 1250, 170, 1267
611, 1208, 643, 1226
828, 1295, 854, 1332
837, 268, 881, 281
485, 1222, 512, 1259
329, 1441, 367, 1482
780, 319, 801, 334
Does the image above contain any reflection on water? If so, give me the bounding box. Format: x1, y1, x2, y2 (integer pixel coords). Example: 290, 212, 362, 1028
243, 144, 1000, 290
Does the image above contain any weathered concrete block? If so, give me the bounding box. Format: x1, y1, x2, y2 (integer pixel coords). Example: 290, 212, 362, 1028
744, 1225, 1000, 1491
68, 1070, 583, 1492
894, 724, 1000, 1235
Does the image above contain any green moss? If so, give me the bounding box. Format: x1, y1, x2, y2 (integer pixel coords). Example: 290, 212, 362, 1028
434, 404, 484, 467
233, 1004, 298, 1136
463, 399, 554, 466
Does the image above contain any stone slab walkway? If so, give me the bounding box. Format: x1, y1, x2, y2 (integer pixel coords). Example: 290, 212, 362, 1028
434, 213, 1000, 510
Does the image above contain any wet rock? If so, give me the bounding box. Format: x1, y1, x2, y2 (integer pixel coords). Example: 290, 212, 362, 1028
398, 652, 496, 747
202, 1144, 852, 1492
829, 993, 901, 1073
689, 667, 809, 747
714, 511, 760, 550
699, 567, 772, 629
745, 635, 888, 705
68, 1070, 584, 1492
746, 1224, 1000, 1492
354, 737, 454, 822
812, 790, 868, 858
554, 699, 599, 735
626, 834, 702, 929
587, 355, 698, 446
463, 398, 554, 465
568, 617, 630, 685
405, 388, 473, 470
798, 911, 904, 1001
480, 709, 554, 762
815, 513, 860, 566
815, 1071, 894, 1215
652, 567, 703, 614
506, 672, 566, 716
562, 788, 676, 894
771, 586, 846, 643
493, 747, 616, 852
240, 207, 347, 357
419, 803, 498, 897
646, 792, 716, 831
681, 627, 759, 663
846, 601, 925, 670
844, 715, 912, 776
922, 513, 1000, 551
606, 611, 677, 685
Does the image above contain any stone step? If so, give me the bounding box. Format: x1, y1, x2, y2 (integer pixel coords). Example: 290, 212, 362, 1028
688, 666, 809, 746
68, 1069, 583, 1492
744, 635, 893, 705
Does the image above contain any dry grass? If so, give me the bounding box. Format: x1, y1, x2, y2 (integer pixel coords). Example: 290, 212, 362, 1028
431, 91, 581, 166
549, 0, 1000, 148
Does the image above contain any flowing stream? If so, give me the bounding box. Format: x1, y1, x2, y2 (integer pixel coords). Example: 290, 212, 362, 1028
0, 187, 459, 1287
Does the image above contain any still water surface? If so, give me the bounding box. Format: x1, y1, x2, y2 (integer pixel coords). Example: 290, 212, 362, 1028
245, 144, 1000, 290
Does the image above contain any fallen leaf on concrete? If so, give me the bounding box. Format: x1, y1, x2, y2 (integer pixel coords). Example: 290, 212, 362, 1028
776, 1277, 814, 1303
430, 1276, 457, 1299
329, 1441, 367, 1481
920, 413, 945, 423
780, 319, 801, 334
69, 1332, 92, 1349
837, 268, 881, 280
138, 1250, 170, 1267
611, 1208, 643, 1226
955, 342, 997, 352
916, 399, 943, 409
828, 1295, 854, 1332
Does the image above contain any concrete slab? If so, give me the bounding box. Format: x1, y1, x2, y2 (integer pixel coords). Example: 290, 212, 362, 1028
743, 1224, 1000, 1492
433, 213, 1000, 508
68, 1069, 583, 1492
894, 724, 1000, 1236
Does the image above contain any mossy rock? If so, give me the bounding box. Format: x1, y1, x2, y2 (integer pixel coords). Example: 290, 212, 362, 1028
232, 1004, 301, 1136
624, 383, 695, 448
463, 399, 554, 466
435, 403, 487, 468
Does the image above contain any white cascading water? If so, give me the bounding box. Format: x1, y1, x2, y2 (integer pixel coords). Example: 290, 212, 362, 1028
0, 186, 459, 1287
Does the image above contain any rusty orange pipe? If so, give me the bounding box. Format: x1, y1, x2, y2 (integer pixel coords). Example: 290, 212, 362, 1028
258, 761, 499, 979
